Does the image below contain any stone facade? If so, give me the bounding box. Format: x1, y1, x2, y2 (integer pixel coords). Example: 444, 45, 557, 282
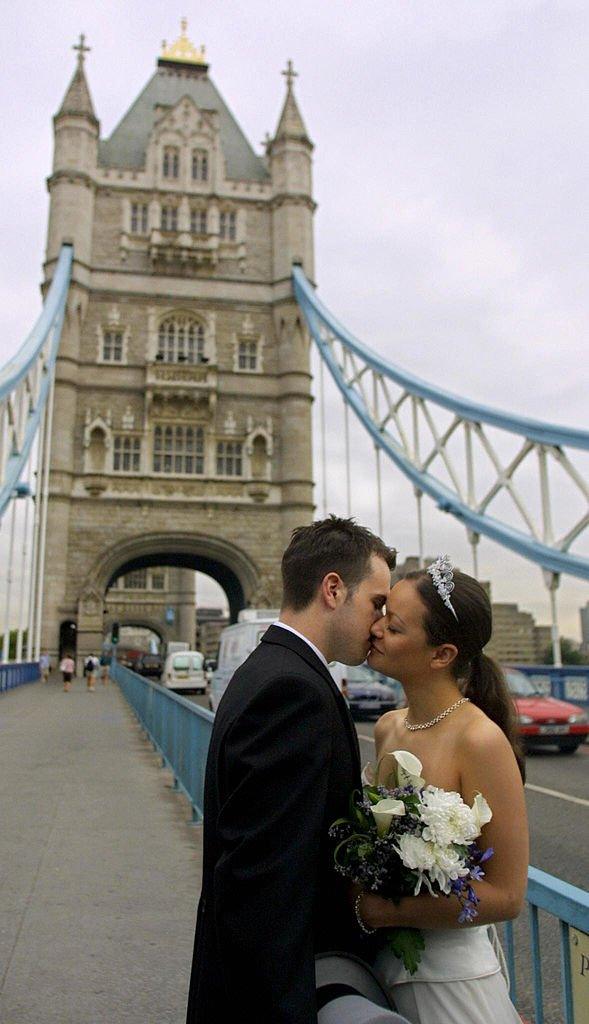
41, 28, 315, 667
104, 566, 197, 648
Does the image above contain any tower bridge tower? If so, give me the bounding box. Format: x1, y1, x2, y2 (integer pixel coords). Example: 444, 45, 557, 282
41, 24, 315, 663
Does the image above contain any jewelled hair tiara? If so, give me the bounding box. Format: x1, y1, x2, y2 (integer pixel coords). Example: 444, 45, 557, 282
426, 555, 459, 621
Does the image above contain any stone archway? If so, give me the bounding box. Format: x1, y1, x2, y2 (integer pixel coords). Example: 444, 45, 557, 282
103, 615, 166, 647
76, 532, 262, 666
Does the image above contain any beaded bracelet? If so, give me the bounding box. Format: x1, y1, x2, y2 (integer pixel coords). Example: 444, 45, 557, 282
354, 892, 376, 935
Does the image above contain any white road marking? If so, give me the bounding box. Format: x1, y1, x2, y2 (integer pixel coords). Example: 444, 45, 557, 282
524, 783, 589, 808
356, 732, 589, 807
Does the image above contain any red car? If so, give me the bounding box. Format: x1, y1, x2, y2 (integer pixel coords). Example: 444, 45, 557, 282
505, 668, 589, 754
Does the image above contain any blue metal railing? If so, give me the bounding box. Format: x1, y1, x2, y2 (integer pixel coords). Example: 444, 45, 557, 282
513, 664, 589, 708
0, 661, 39, 693
111, 660, 214, 821
112, 660, 588, 1019
505, 868, 589, 1023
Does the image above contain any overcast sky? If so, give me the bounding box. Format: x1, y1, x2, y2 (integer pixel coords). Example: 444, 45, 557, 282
1, 1, 588, 637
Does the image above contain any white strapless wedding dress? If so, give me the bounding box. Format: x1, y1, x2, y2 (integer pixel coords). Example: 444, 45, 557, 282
373, 922, 521, 1023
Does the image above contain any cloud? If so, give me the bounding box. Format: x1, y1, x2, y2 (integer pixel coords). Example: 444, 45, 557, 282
0, 1, 587, 639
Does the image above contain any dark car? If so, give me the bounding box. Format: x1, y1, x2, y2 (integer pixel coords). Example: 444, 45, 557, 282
135, 653, 163, 680
505, 668, 589, 754
332, 663, 403, 720
117, 647, 144, 671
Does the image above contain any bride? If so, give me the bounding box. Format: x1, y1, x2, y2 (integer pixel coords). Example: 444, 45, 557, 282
355, 556, 528, 1024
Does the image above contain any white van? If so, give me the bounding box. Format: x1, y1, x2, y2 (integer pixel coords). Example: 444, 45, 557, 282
163, 649, 207, 694
209, 609, 279, 711
166, 641, 190, 656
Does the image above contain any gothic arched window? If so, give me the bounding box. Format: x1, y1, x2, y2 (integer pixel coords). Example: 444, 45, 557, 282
157, 314, 205, 364
192, 149, 209, 181
163, 146, 179, 179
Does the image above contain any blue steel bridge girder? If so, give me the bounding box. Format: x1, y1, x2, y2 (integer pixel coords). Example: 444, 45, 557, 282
0, 244, 73, 520
292, 265, 589, 583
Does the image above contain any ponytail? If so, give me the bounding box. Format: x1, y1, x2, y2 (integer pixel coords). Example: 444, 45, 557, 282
464, 651, 526, 782
406, 568, 526, 783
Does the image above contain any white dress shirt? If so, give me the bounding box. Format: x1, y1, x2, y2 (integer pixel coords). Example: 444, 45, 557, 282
274, 621, 330, 670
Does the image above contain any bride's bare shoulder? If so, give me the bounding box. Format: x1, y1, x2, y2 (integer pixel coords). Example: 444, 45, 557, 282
458, 707, 517, 766
374, 708, 405, 742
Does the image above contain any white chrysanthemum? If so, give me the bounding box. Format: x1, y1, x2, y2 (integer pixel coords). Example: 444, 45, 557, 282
419, 786, 480, 847
429, 844, 471, 895
395, 835, 469, 896
396, 834, 436, 873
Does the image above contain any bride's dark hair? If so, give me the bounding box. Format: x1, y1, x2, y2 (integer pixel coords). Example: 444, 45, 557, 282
404, 567, 525, 782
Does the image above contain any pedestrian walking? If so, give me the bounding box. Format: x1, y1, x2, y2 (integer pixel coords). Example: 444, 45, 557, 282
99, 651, 111, 686
84, 654, 99, 691
39, 651, 51, 683
60, 654, 75, 692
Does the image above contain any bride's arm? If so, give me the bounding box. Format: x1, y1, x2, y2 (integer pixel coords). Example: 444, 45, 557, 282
361, 721, 529, 931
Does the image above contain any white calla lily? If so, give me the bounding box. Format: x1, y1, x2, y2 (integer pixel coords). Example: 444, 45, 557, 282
471, 793, 492, 831
371, 797, 406, 837
390, 749, 425, 789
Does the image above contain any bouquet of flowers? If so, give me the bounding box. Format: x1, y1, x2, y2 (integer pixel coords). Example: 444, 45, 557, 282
329, 750, 494, 974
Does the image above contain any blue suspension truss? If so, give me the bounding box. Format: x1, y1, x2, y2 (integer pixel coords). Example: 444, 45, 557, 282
293, 265, 589, 582
0, 244, 72, 519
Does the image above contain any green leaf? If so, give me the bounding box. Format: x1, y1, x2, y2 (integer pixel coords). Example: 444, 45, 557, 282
364, 787, 382, 805
385, 927, 426, 975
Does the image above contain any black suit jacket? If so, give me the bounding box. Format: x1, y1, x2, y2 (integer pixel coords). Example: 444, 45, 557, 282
186, 624, 365, 1023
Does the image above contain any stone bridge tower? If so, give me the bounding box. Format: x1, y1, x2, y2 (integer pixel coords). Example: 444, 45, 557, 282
41, 24, 315, 663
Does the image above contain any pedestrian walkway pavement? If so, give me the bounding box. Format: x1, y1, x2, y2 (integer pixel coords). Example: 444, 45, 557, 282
0, 675, 203, 1024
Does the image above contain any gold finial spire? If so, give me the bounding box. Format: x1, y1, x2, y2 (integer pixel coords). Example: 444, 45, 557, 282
73, 33, 91, 68
160, 18, 207, 66
282, 59, 298, 91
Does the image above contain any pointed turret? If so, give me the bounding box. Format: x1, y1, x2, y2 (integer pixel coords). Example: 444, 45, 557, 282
56, 48, 98, 124
269, 61, 314, 281
270, 62, 316, 547
273, 62, 311, 146
47, 34, 98, 269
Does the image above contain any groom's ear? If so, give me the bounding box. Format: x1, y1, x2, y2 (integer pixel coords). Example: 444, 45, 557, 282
321, 571, 345, 609
430, 643, 458, 670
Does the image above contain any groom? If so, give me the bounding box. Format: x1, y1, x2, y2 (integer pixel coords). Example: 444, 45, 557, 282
186, 516, 396, 1023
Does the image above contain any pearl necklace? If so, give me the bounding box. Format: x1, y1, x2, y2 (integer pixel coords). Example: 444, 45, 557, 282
404, 696, 470, 731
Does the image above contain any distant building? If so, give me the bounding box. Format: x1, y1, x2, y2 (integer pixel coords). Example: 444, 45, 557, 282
104, 566, 196, 650
485, 603, 539, 665
581, 602, 589, 655
196, 606, 229, 660
533, 625, 553, 664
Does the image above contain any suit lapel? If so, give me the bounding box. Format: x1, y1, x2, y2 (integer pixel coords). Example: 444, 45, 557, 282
260, 625, 361, 776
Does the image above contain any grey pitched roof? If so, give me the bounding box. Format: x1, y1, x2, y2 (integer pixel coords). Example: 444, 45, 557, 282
98, 67, 269, 181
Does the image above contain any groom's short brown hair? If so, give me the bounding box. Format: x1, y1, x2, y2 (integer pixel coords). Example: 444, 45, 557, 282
281, 515, 396, 611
